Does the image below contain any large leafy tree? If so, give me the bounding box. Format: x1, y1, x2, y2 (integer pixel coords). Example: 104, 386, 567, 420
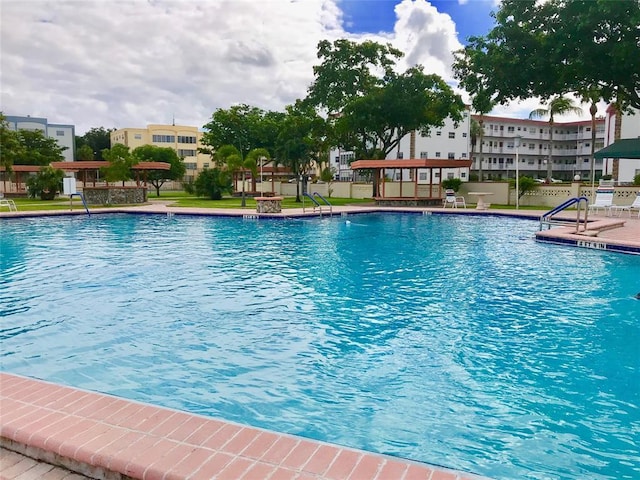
101, 144, 136, 184
76, 127, 115, 160
201, 105, 283, 160
12, 129, 67, 165
0, 113, 24, 174
275, 103, 329, 202
306, 40, 465, 161
453, 0, 640, 110
213, 144, 257, 206
529, 96, 583, 181
132, 145, 186, 197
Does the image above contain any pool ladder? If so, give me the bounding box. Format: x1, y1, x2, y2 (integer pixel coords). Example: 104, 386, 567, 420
302, 192, 333, 216
539, 196, 589, 233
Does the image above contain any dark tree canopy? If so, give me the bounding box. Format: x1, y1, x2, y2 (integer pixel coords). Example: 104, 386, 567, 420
201, 105, 283, 159
307, 40, 464, 160
76, 127, 115, 160
453, 0, 640, 110
13, 129, 67, 165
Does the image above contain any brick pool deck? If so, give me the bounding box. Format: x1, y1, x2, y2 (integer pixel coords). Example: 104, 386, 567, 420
0, 373, 484, 480
1, 203, 638, 479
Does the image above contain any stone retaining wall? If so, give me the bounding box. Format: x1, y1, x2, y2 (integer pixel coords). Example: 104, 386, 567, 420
82, 187, 147, 205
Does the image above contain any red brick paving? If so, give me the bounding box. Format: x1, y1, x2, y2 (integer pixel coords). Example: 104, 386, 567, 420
0, 373, 486, 480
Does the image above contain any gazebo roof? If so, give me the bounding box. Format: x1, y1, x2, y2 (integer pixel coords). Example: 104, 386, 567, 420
350, 159, 472, 169
594, 138, 640, 159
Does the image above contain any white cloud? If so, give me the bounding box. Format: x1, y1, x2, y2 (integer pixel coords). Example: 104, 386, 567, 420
0, 0, 593, 137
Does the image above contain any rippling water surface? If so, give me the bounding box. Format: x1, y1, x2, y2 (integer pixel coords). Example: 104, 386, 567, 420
1, 213, 639, 480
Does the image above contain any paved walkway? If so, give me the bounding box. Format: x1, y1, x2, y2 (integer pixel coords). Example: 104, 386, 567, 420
1, 447, 91, 480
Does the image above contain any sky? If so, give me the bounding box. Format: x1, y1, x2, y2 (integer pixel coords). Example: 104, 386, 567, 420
0, 0, 599, 136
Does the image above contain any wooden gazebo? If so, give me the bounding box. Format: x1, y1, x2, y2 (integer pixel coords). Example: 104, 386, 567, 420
1, 161, 171, 194
350, 158, 472, 206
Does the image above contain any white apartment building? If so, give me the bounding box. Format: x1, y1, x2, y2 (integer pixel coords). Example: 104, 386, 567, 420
603, 105, 640, 183
5, 115, 76, 161
476, 115, 606, 181
331, 108, 471, 183
110, 124, 212, 181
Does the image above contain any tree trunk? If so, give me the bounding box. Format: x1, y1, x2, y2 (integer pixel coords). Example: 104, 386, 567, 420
590, 101, 597, 184
478, 117, 484, 181
612, 104, 622, 181
547, 118, 554, 181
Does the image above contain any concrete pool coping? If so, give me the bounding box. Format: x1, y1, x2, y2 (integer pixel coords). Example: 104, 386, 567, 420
1, 203, 639, 254
0, 373, 486, 480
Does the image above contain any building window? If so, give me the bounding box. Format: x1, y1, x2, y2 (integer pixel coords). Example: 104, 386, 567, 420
461, 153, 467, 158
507, 126, 515, 132
460, 172, 466, 178
448, 132, 455, 138
134, 134, 142, 139
178, 149, 196, 157
447, 172, 455, 179
436, 131, 442, 136
184, 162, 197, 170
435, 152, 441, 158
448, 152, 455, 159
56, 130, 65, 136
152, 135, 176, 143
462, 132, 467, 137
419, 172, 427, 181
397, 152, 403, 159
177, 136, 197, 144
419, 151, 428, 159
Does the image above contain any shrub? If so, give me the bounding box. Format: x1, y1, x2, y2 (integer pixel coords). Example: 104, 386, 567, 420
633, 173, 640, 186
194, 168, 232, 200
25, 166, 65, 200
441, 178, 463, 192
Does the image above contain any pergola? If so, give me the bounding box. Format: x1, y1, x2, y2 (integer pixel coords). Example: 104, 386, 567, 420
1, 161, 171, 194
350, 158, 472, 203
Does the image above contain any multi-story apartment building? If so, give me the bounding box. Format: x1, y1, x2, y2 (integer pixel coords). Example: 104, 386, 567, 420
603, 105, 640, 183
5, 115, 76, 161
110, 124, 212, 181
475, 115, 606, 181
331, 108, 472, 183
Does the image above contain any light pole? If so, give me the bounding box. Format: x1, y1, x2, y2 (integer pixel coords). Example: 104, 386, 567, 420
515, 135, 521, 210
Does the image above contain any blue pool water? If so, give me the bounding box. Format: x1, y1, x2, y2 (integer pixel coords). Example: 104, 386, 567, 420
1, 213, 639, 480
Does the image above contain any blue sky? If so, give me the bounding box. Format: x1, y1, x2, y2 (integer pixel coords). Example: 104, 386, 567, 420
340, 0, 497, 42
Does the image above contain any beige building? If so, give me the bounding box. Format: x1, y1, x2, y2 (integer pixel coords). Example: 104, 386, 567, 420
110, 124, 212, 181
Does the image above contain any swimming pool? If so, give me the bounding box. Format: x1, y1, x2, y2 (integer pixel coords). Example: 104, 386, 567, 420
1, 213, 638, 480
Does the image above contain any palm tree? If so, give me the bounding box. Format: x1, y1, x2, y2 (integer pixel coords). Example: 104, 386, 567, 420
471, 90, 494, 182
529, 96, 583, 181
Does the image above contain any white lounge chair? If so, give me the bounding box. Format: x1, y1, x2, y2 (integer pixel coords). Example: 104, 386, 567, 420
442, 189, 466, 208
0, 193, 17, 212
588, 189, 614, 216
611, 192, 640, 218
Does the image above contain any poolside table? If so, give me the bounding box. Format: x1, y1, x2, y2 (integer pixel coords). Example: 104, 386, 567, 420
468, 192, 494, 210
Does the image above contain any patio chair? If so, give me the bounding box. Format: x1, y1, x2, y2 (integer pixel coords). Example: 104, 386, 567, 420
611, 192, 640, 218
588, 189, 614, 216
442, 189, 466, 208
0, 193, 17, 212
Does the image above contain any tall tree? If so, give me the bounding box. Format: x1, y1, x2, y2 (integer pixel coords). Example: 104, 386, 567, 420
529, 96, 583, 181
14, 129, 67, 165
201, 105, 283, 161
275, 103, 328, 202
306, 39, 402, 114
469, 118, 481, 179
306, 40, 464, 161
101, 144, 136, 185
470, 89, 495, 181
453, 0, 640, 110
76, 127, 115, 160
132, 145, 186, 197
0, 113, 24, 174
76, 144, 95, 161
